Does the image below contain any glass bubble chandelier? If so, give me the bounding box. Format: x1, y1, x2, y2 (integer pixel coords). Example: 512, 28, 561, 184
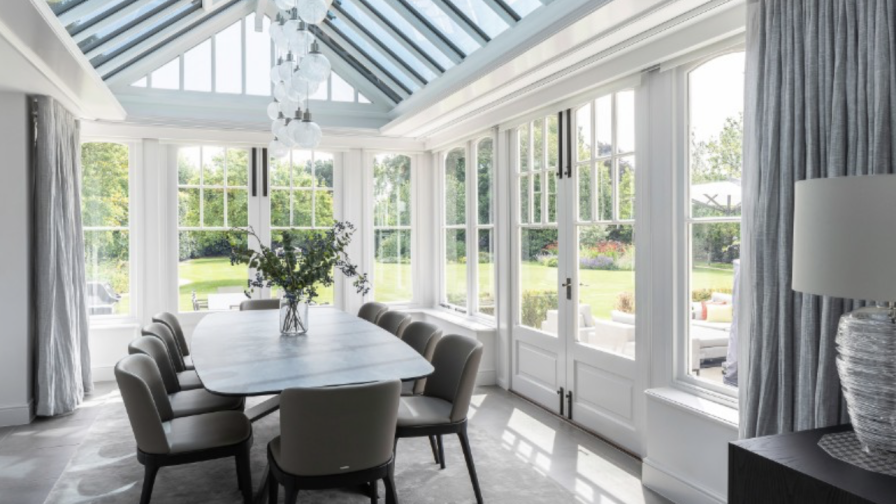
267, 0, 333, 157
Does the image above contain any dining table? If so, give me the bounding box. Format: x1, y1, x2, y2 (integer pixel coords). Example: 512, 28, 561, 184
190, 306, 433, 502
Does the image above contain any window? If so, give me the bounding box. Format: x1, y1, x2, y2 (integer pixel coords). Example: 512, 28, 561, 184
81, 142, 132, 317
269, 150, 336, 305
372, 153, 412, 303
685, 52, 744, 388
176, 146, 251, 312
440, 135, 496, 318
443, 147, 467, 311
575, 91, 637, 358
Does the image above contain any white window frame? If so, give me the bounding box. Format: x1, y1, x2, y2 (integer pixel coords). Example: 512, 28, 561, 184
673, 49, 745, 405
437, 131, 498, 322
81, 138, 141, 325
367, 150, 416, 305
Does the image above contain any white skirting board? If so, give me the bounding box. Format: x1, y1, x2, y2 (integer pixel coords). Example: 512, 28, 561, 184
0, 400, 34, 427
642, 457, 726, 504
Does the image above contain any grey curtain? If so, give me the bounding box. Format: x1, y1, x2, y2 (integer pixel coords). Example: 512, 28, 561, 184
743, 0, 896, 438
33, 96, 92, 417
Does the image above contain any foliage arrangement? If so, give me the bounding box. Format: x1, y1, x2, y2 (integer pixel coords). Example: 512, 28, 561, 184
615, 292, 636, 314
229, 222, 369, 303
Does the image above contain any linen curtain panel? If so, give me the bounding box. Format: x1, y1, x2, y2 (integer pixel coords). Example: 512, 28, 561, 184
743, 0, 896, 438
33, 96, 92, 416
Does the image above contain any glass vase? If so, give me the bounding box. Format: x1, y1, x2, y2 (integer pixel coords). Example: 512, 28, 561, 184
279, 295, 309, 335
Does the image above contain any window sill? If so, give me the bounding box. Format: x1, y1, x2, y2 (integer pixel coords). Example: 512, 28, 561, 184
89, 318, 140, 331
645, 387, 738, 428
400, 307, 496, 333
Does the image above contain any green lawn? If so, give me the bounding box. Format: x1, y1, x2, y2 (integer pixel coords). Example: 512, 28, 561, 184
178, 257, 733, 320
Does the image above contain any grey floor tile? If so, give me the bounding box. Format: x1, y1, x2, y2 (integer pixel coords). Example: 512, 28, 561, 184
0, 476, 59, 504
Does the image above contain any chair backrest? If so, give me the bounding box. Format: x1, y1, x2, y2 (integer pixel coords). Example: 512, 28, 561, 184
115, 354, 172, 455
142, 322, 187, 372
239, 299, 280, 311
400, 322, 442, 395
423, 334, 484, 424
279, 380, 401, 477
152, 312, 190, 357
376, 311, 412, 338
129, 335, 181, 393
357, 302, 388, 324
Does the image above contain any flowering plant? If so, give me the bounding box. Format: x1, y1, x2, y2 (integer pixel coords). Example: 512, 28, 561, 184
229, 221, 370, 303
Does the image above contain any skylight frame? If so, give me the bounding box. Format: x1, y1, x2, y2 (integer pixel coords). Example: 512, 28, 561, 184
320, 19, 414, 97
64, 0, 132, 36
76, 0, 182, 54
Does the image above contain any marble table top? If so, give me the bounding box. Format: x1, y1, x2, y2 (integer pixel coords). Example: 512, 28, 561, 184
191, 306, 434, 396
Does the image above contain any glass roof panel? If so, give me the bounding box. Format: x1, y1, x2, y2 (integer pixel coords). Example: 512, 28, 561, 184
363, 0, 455, 71
504, 0, 541, 17
79, 0, 180, 54
89, 2, 199, 68
338, 0, 437, 81
329, 18, 421, 93
448, 0, 510, 39
48, 0, 90, 15
65, 0, 130, 35
404, 0, 480, 54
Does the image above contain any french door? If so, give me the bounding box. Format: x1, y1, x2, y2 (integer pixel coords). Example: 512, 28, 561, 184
172, 145, 341, 314
510, 89, 643, 454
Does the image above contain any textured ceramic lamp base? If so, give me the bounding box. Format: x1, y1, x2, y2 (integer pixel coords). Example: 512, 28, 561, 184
837, 306, 896, 454
280, 297, 309, 335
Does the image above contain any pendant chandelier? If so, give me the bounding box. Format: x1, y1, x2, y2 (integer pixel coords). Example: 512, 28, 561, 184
266, 0, 333, 157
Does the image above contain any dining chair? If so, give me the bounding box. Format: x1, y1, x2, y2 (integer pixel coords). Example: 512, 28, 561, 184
142, 323, 189, 373
399, 321, 442, 396
128, 336, 245, 418
394, 334, 485, 504
151, 312, 193, 370
267, 380, 402, 504
115, 354, 253, 504
358, 302, 388, 324
376, 311, 412, 338
239, 299, 281, 311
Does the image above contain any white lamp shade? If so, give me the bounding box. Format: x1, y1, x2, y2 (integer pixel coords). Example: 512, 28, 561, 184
792, 174, 896, 301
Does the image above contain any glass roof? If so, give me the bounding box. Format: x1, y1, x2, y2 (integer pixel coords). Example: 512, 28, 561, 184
47, 0, 550, 104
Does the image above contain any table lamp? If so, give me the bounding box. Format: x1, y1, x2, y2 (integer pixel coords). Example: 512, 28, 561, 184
793, 174, 896, 454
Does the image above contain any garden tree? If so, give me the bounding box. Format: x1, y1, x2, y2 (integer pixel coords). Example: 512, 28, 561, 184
373, 154, 411, 263
81, 142, 130, 293
444, 148, 467, 262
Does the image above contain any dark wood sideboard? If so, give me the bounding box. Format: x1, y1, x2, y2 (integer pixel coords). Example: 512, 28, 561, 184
729, 424, 896, 504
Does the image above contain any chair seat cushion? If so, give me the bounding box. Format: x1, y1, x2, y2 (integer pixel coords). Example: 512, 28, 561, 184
397, 396, 453, 427
167, 410, 251, 454
177, 370, 203, 391
401, 381, 416, 397
183, 355, 194, 370
170, 389, 244, 418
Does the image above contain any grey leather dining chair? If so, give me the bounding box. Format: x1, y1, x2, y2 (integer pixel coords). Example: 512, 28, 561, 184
376, 311, 412, 338
399, 321, 442, 396
115, 354, 253, 504
142, 323, 189, 373
239, 299, 281, 310
128, 336, 244, 418
358, 302, 388, 324
267, 380, 402, 504
394, 334, 484, 504
151, 312, 193, 370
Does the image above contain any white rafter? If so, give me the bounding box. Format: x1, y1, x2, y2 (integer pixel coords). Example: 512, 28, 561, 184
429, 0, 488, 47
347, 0, 444, 75
72, 0, 164, 45
389, 0, 464, 65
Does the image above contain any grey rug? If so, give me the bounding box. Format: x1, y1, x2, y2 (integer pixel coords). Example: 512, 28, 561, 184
45, 396, 574, 503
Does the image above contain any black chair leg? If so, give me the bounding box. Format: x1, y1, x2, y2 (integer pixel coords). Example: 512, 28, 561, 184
370, 480, 378, 503
437, 435, 446, 470
429, 435, 440, 465
384, 462, 399, 504
284, 482, 299, 504
140, 463, 160, 504
458, 428, 483, 504
236, 449, 252, 504
267, 470, 278, 504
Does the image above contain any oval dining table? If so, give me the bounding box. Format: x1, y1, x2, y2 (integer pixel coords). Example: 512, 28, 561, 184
190, 306, 434, 502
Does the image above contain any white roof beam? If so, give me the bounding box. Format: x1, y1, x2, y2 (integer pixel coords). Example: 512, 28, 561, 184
329, 5, 428, 88
430, 0, 489, 46
255, 0, 268, 31
348, 0, 444, 75
84, 0, 197, 62
57, 0, 115, 28
391, 0, 464, 64
72, 0, 170, 45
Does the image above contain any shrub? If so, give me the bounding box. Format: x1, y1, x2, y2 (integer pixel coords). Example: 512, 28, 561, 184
615, 291, 635, 314
691, 287, 733, 302
521, 290, 558, 329
580, 256, 616, 270
615, 251, 635, 271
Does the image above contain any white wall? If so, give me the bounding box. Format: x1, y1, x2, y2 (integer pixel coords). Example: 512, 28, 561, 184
0, 92, 34, 426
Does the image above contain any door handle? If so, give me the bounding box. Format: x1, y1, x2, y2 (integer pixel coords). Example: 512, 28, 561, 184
557, 387, 565, 417
561, 278, 572, 300
566, 390, 573, 420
